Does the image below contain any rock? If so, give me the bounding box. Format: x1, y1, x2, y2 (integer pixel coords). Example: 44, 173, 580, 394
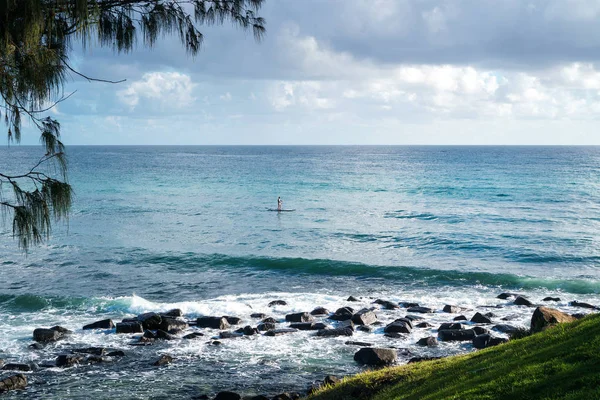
351, 309, 378, 326
33, 327, 65, 343
443, 305, 463, 313
310, 307, 329, 316
438, 329, 476, 341
454, 315, 467, 321
156, 329, 177, 340
152, 354, 174, 366
345, 341, 373, 347
543, 297, 561, 302
374, 299, 399, 310
338, 320, 355, 330
159, 317, 188, 332
289, 323, 317, 330
569, 301, 599, 310
407, 306, 434, 314
162, 308, 183, 317
324, 375, 340, 386
107, 351, 125, 357
572, 313, 586, 319
28, 343, 44, 350
250, 313, 267, 319
85, 355, 106, 364
116, 322, 143, 334
439, 323, 463, 330
394, 317, 413, 329
416, 322, 433, 328
242, 325, 259, 335
219, 331, 244, 339
384, 321, 411, 334
356, 325, 372, 333
316, 327, 353, 337
272, 393, 300, 400
214, 392, 241, 400
408, 356, 443, 364
50, 326, 72, 334
347, 296, 360, 302
416, 336, 438, 347
514, 296, 533, 306
492, 324, 519, 334
471, 312, 492, 324
0, 374, 27, 393
268, 300, 287, 307
196, 316, 230, 330
328, 307, 354, 321
72, 347, 106, 356
183, 332, 205, 339
472, 326, 490, 335
2, 363, 31, 372
56, 354, 83, 368
384, 332, 404, 339
137, 312, 162, 330
261, 317, 277, 324
83, 319, 114, 330
497, 293, 519, 300
285, 312, 314, 323
404, 315, 423, 321
245, 396, 269, 400
264, 328, 298, 336
257, 322, 277, 332
399, 302, 419, 308
473, 334, 508, 349
354, 348, 397, 366
223, 316, 242, 325
531, 306, 577, 333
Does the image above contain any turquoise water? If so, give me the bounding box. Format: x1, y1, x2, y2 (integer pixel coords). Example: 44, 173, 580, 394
0, 145, 599, 398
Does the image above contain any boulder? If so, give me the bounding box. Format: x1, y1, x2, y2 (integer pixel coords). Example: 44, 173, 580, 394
137, 312, 162, 330
159, 317, 188, 332
439, 323, 463, 330
116, 322, 143, 334
328, 307, 354, 321
83, 319, 114, 330
242, 326, 259, 335
310, 307, 329, 316
443, 305, 463, 313
289, 323, 318, 330
264, 328, 298, 337
542, 297, 560, 302
531, 306, 577, 333
384, 321, 411, 334
338, 320, 355, 330
472, 326, 490, 335
438, 329, 476, 341
404, 315, 423, 321
316, 327, 353, 337
356, 325, 372, 333
354, 348, 397, 366
324, 375, 341, 386
407, 306, 434, 314
374, 299, 399, 310
416, 336, 438, 347
261, 317, 277, 324
272, 393, 300, 400
473, 334, 508, 349
223, 316, 242, 325
416, 322, 433, 328
497, 293, 519, 300
183, 332, 205, 340
345, 341, 373, 347
285, 312, 314, 323
56, 354, 84, 368
156, 329, 177, 340
196, 316, 230, 330
351, 309, 378, 325
107, 350, 125, 357
385, 332, 404, 339
454, 315, 467, 321
33, 328, 64, 343
162, 308, 183, 317
0, 374, 27, 393
569, 301, 599, 310
2, 364, 31, 372
394, 317, 413, 329
71, 347, 106, 356
214, 392, 241, 400
268, 300, 287, 307
471, 312, 492, 324
514, 296, 533, 306
257, 322, 276, 332
492, 324, 519, 334
399, 302, 419, 308
50, 326, 72, 334
250, 313, 267, 319
152, 354, 174, 366
219, 331, 243, 339
347, 296, 360, 302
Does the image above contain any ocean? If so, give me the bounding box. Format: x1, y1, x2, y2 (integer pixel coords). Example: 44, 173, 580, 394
0, 145, 599, 398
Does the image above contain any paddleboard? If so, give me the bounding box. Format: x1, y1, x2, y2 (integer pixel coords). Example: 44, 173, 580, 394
267, 209, 295, 212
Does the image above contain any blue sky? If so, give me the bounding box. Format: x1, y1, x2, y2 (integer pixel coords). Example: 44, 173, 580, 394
20, 0, 600, 145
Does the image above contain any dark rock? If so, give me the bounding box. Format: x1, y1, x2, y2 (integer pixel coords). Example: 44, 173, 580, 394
261, 317, 277, 324
439, 323, 462, 330
345, 341, 373, 347
404, 315, 423, 322
143, 330, 157, 339
71, 347, 106, 356
56, 354, 83, 368
219, 331, 243, 339
399, 302, 419, 308
33, 328, 64, 343
156, 329, 177, 340
310, 307, 329, 316
514, 296, 533, 306
416, 336, 438, 346
354, 348, 397, 366
484, 312, 496, 318
416, 322, 433, 328
107, 351, 125, 357
50, 326, 72, 334
2, 363, 31, 372
471, 312, 492, 324
407, 306, 434, 314
569, 301, 599, 310
316, 327, 353, 337
83, 319, 114, 330
497, 293, 519, 300
394, 317, 413, 329
454, 315, 468, 321
328, 307, 354, 321
85, 355, 106, 364
351, 308, 378, 325
443, 305, 463, 313
289, 322, 324, 331
531, 306, 576, 333
245, 396, 269, 400
243, 325, 259, 335
162, 308, 183, 317
28, 343, 44, 350
0, 374, 27, 393
338, 320, 355, 330
223, 316, 242, 325
268, 300, 287, 307
152, 354, 174, 366
492, 324, 519, 334
196, 316, 230, 330
159, 317, 188, 332
257, 322, 276, 332
542, 297, 561, 302
473, 334, 508, 349
210, 340, 222, 345
214, 392, 242, 400
347, 296, 360, 302
183, 332, 205, 340
384, 332, 404, 339
137, 312, 162, 330
116, 322, 143, 334
272, 393, 300, 400
384, 321, 411, 334
250, 313, 267, 319
374, 299, 399, 310
438, 329, 476, 341
356, 325, 372, 333
572, 313, 586, 319
408, 356, 443, 364
324, 375, 340, 386
472, 326, 490, 335
264, 328, 298, 337
285, 312, 314, 323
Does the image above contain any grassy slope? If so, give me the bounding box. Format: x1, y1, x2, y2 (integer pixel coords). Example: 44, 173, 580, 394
310, 314, 600, 400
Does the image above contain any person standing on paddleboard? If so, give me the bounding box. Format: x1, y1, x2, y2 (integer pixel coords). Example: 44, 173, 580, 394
277, 197, 282, 211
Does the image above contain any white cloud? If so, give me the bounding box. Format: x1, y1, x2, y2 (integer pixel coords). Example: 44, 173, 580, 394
117, 72, 196, 111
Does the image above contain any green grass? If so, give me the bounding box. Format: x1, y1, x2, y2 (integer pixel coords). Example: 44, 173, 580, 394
309, 314, 600, 400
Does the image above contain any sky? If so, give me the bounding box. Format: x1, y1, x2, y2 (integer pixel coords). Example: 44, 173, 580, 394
20, 0, 600, 145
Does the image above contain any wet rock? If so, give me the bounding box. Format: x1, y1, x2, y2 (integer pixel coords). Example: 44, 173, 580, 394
107, 350, 125, 357
569, 301, 599, 310
143, 330, 157, 339
268, 300, 287, 307
454, 315, 468, 321
257, 322, 276, 332
137, 312, 162, 330
0, 374, 27, 393
183, 332, 205, 340
162, 308, 183, 318
416, 322, 433, 328
356, 325, 372, 333
214, 391, 241, 400
316, 327, 353, 337
438, 329, 476, 341
472, 326, 490, 335
328, 307, 354, 321
374, 299, 399, 310
250, 313, 267, 319
345, 341, 373, 347
399, 302, 419, 308
159, 317, 188, 332
531, 306, 577, 333
272, 393, 300, 400
354, 348, 397, 366
443, 305, 463, 313
245, 396, 269, 400
2, 363, 31, 372
72, 347, 106, 356
28, 343, 44, 350
416, 337, 438, 347
351, 309, 378, 325
471, 312, 492, 324
196, 317, 230, 330
243, 325, 259, 335
261, 317, 277, 324
394, 317, 413, 329
384, 332, 404, 339
407, 306, 434, 314
116, 322, 143, 334
338, 320, 355, 330
384, 321, 411, 334
285, 312, 314, 323
497, 293, 519, 300
439, 323, 463, 330
156, 329, 177, 340
56, 354, 84, 368
310, 307, 329, 316
404, 315, 423, 321
408, 356, 443, 364
347, 296, 360, 302
152, 354, 174, 366
223, 316, 242, 325
572, 313, 586, 319
85, 355, 106, 364
542, 297, 561, 302
473, 334, 508, 349
492, 324, 519, 334
514, 296, 533, 306
219, 331, 243, 339
324, 375, 341, 386
289, 323, 318, 331
264, 328, 298, 337
33, 327, 67, 343
83, 319, 114, 330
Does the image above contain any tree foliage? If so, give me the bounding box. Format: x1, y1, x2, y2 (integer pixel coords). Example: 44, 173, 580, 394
0, 0, 265, 251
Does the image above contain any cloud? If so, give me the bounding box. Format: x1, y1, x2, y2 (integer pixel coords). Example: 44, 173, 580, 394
117, 72, 196, 112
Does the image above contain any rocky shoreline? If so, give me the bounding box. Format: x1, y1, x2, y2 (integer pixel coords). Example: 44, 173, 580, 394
0, 293, 597, 399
